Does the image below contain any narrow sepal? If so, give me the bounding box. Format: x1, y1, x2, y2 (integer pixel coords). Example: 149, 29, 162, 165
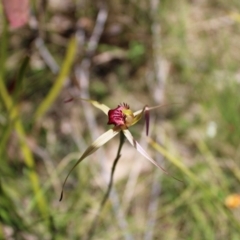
145, 105, 149, 136
82, 98, 110, 115
60, 129, 119, 201
133, 104, 165, 117
123, 129, 168, 174
64, 97, 110, 115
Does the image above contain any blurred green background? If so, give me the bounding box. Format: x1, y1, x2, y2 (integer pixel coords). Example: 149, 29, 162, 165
1, 0, 240, 239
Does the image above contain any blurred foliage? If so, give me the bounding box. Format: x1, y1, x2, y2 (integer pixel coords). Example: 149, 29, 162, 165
1, 0, 240, 239
216, 82, 240, 147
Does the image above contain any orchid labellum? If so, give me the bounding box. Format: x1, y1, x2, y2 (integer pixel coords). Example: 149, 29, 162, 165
60, 99, 167, 200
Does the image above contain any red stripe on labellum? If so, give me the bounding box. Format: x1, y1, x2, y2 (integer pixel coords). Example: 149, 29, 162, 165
108, 107, 125, 126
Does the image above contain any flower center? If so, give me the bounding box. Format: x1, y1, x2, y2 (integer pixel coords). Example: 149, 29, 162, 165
108, 103, 134, 129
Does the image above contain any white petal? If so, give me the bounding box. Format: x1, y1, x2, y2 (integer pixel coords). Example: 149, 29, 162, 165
82, 129, 119, 158
133, 108, 144, 117
80, 98, 110, 115
123, 129, 167, 173
60, 129, 119, 200
133, 104, 163, 117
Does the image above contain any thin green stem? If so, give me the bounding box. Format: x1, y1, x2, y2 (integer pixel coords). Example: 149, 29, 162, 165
100, 131, 125, 208
87, 131, 125, 240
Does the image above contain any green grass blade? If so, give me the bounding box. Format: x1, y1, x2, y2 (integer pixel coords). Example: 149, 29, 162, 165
0, 120, 12, 159
12, 55, 30, 103
148, 138, 199, 183
0, 15, 8, 81
34, 36, 77, 119
0, 76, 48, 218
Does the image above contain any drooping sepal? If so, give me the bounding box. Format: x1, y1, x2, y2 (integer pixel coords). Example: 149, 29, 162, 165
123, 129, 168, 174
60, 129, 119, 201
145, 106, 149, 136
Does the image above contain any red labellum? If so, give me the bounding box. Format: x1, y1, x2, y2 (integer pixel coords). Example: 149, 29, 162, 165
107, 103, 130, 127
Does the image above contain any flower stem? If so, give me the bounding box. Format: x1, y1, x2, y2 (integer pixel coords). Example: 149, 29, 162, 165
101, 131, 125, 207
87, 131, 125, 239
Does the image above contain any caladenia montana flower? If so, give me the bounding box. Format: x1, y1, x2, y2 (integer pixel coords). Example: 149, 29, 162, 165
60, 99, 168, 201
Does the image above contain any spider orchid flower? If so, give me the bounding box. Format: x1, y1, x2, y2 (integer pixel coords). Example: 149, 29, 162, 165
60, 99, 167, 200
